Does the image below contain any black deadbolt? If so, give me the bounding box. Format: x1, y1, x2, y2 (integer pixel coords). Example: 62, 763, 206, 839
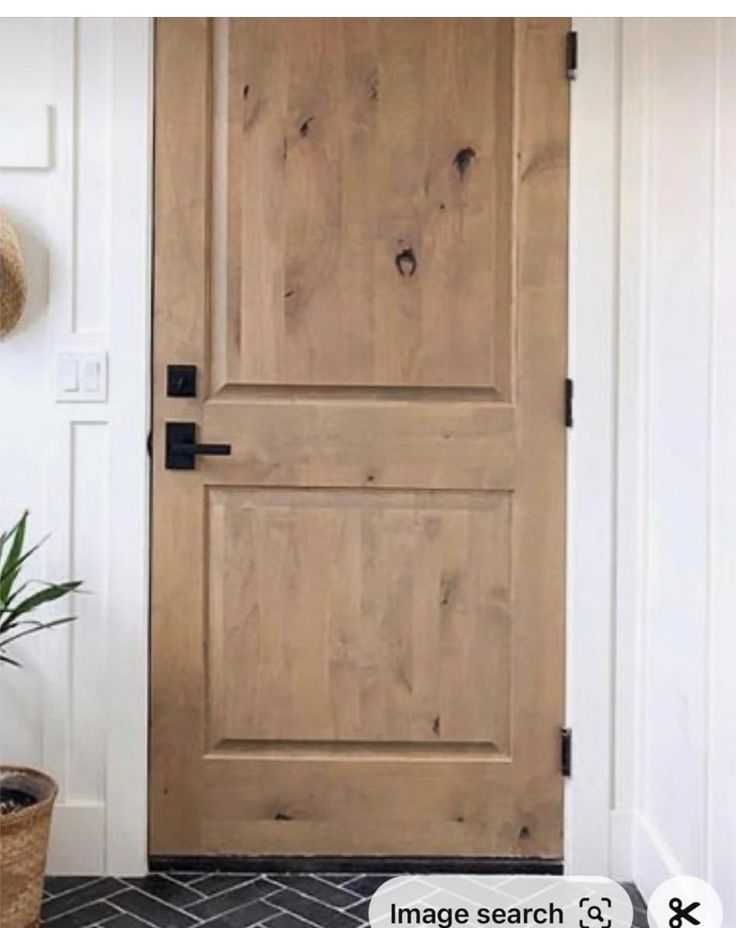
167, 364, 197, 398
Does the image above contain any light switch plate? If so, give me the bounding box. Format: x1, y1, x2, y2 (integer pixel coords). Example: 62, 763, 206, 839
55, 351, 108, 403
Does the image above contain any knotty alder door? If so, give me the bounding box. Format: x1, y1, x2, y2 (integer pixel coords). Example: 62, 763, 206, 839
151, 18, 568, 858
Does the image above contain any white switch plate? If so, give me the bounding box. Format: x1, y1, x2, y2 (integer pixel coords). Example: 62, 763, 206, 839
58, 355, 79, 393
55, 351, 108, 403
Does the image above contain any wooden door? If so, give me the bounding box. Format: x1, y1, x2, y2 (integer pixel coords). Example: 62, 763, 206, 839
151, 18, 568, 858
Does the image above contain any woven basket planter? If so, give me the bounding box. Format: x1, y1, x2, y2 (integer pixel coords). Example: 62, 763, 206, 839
0, 211, 28, 337
0, 766, 57, 928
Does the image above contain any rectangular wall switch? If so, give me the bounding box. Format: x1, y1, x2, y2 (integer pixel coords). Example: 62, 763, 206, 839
58, 355, 79, 393
55, 351, 108, 403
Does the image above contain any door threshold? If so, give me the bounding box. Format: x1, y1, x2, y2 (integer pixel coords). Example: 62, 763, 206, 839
149, 855, 563, 875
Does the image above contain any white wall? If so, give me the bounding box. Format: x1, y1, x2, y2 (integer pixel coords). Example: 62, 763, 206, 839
0, 18, 151, 875
593, 17, 736, 913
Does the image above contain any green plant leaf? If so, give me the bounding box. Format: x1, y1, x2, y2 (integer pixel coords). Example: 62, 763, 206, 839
0, 581, 80, 634
8, 580, 82, 621
0, 511, 84, 669
0, 580, 30, 616
0, 538, 46, 600
0, 615, 76, 651
0, 653, 22, 668
0, 511, 27, 604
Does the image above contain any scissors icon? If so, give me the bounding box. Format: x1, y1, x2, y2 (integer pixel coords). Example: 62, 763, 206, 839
669, 897, 701, 928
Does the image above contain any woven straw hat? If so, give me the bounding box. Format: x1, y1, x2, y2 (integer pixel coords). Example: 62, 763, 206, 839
0, 210, 28, 337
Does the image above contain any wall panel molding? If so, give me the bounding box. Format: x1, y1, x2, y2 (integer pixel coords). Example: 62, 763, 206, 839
104, 17, 152, 877
573, 22, 736, 906
565, 16, 620, 877
706, 17, 736, 919
48, 802, 105, 876
632, 811, 682, 898
610, 16, 651, 880
613, 19, 736, 911
0, 18, 151, 877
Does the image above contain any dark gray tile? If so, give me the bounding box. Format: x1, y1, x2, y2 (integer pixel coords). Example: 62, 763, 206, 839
107, 889, 198, 928
627, 888, 646, 909
167, 873, 209, 884
43, 879, 125, 920
341, 875, 394, 898
46, 878, 101, 898
97, 915, 154, 928
267, 875, 361, 908
619, 883, 647, 928
186, 878, 275, 920
188, 875, 257, 897
317, 875, 361, 887
266, 889, 362, 928
199, 898, 280, 928
261, 914, 314, 928
345, 897, 370, 923
48, 868, 598, 928
44, 901, 121, 928
123, 875, 204, 907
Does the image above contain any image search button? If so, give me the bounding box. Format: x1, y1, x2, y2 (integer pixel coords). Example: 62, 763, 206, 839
579, 895, 612, 928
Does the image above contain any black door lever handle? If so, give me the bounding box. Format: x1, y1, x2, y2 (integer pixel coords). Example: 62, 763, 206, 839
165, 422, 232, 470
172, 441, 231, 456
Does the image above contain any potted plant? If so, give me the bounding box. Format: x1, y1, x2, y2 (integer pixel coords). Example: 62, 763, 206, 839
0, 512, 82, 928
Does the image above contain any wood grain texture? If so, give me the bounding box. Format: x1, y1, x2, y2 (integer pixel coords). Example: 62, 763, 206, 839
208, 488, 510, 749
210, 19, 513, 391
151, 17, 210, 853
204, 399, 516, 490
151, 17, 569, 858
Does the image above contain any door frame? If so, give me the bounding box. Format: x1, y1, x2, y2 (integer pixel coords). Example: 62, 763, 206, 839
108, 15, 619, 877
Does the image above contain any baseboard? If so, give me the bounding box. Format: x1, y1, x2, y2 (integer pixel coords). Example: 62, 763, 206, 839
47, 801, 105, 875
631, 811, 682, 900
150, 855, 564, 875
609, 808, 635, 882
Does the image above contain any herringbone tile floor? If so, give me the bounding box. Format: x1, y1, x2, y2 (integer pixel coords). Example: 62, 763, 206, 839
43, 873, 648, 928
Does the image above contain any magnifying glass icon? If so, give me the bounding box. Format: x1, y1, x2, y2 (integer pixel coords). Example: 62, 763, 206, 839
586, 906, 605, 923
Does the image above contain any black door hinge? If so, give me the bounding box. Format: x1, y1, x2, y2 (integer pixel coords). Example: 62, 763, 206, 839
566, 31, 578, 80
147, 430, 153, 457
561, 728, 572, 777
565, 378, 574, 428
